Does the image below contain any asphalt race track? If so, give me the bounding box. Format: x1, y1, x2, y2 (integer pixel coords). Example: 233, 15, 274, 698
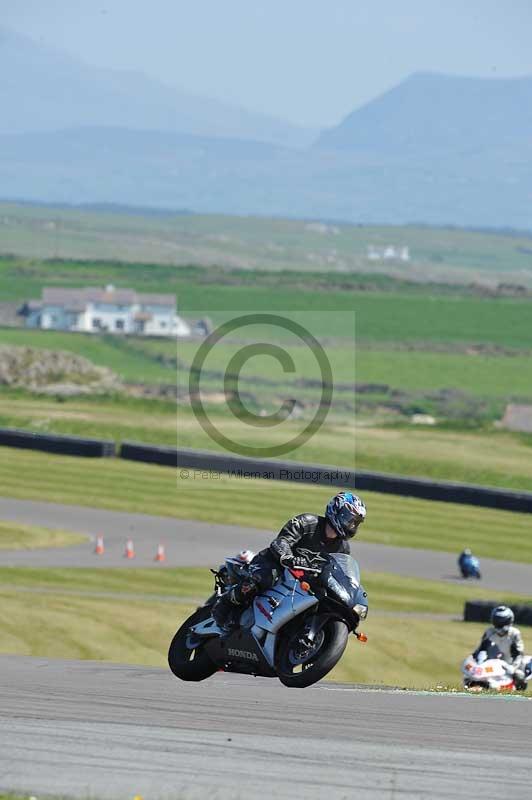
1, 655, 530, 800
2, 499, 532, 799
1, 496, 532, 593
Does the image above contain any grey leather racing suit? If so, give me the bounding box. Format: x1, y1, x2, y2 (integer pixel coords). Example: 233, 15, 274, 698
474, 625, 527, 671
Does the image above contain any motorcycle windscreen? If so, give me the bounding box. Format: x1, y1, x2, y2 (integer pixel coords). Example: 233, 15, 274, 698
328, 553, 361, 587
325, 554, 362, 605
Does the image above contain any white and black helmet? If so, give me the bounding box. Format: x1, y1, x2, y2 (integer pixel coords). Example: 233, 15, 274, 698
491, 605, 514, 633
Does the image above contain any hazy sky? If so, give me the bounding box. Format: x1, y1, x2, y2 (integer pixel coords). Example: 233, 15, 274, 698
4, 0, 532, 128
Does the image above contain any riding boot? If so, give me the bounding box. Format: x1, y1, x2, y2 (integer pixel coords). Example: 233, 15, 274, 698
212, 580, 257, 633
212, 591, 239, 632
513, 668, 527, 690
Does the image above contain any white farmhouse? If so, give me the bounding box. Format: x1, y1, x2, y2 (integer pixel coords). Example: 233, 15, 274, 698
367, 245, 410, 262
21, 285, 190, 337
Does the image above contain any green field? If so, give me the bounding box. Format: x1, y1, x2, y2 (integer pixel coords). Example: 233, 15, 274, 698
3, 202, 532, 285
3, 248, 532, 451
1, 447, 532, 561
2, 248, 532, 442
2, 391, 532, 490
2, 325, 532, 428
4, 326, 532, 400
3, 254, 532, 348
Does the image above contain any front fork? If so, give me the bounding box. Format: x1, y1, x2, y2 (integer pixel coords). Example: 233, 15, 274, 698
304, 611, 367, 645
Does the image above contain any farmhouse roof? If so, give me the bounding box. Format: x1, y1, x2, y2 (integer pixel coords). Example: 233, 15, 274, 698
138, 293, 175, 306
41, 287, 175, 308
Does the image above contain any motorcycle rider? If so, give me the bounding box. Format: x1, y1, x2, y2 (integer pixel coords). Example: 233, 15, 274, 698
473, 606, 528, 690
212, 491, 367, 632
458, 548, 479, 577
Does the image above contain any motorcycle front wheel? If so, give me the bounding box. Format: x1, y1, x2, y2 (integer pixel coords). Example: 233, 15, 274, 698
275, 618, 349, 688
168, 606, 218, 682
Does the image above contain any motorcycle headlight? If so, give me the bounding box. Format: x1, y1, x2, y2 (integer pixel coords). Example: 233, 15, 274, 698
353, 603, 368, 620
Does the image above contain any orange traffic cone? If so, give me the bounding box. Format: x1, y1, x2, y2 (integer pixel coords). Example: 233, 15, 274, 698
94, 535, 105, 555
124, 538, 135, 559
154, 543, 166, 562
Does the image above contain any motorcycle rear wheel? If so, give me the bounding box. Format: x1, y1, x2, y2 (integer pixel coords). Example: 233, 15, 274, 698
168, 606, 218, 682
275, 618, 349, 688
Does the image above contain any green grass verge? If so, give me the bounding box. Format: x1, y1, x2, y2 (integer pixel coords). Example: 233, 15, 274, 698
1, 447, 532, 562
0, 521, 86, 550
0, 566, 210, 597
0, 566, 529, 607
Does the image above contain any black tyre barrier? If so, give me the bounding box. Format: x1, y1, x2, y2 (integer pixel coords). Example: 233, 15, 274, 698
0, 427, 115, 458
119, 444, 532, 514
464, 601, 532, 626
121, 442, 178, 467
352, 472, 532, 514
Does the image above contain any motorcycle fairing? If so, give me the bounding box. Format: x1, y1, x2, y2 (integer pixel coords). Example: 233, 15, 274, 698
204, 628, 277, 677
251, 568, 319, 635
190, 569, 319, 674
462, 654, 515, 691
190, 570, 317, 640
189, 616, 222, 637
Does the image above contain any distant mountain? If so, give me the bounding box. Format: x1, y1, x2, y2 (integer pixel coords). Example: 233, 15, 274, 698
2, 59, 532, 228
2, 125, 532, 229
317, 71, 532, 154
0, 26, 316, 148
0, 127, 289, 213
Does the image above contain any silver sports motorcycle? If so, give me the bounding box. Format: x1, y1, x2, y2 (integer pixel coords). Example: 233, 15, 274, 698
168, 551, 369, 688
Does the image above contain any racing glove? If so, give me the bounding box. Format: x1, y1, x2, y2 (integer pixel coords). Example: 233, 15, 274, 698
280, 553, 309, 569
272, 538, 294, 565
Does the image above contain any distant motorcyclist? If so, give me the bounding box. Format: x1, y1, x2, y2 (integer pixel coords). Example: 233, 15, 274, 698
212, 491, 367, 632
458, 548, 481, 579
473, 606, 528, 689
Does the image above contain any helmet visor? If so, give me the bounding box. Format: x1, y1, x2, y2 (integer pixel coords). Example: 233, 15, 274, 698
337, 506, 364, 538
495, 625, 511, 635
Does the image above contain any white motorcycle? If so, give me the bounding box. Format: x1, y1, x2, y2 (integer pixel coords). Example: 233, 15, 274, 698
461, 640, 532, 692
168, 550, 369, 688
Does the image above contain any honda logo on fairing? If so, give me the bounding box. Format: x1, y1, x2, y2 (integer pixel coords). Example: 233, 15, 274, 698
228, 647, 259, 662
